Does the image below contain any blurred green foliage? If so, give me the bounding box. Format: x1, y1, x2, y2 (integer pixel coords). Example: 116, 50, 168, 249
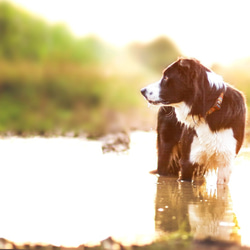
0, 1, 113, 63
0, 1, 249, 137
0, 59, 150, 136
0, 1, 167, 136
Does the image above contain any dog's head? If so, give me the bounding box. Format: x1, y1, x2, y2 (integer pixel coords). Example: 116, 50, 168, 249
141, 58, 226, 117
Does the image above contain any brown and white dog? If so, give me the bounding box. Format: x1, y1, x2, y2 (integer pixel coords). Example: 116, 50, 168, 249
141, 58, 246, 184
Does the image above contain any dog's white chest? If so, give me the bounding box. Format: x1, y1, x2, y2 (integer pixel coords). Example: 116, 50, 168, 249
190, 123, 236, 168
174, 102, 237, 168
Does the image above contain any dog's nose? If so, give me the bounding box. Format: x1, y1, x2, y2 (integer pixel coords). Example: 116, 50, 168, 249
141, 88, 147, 97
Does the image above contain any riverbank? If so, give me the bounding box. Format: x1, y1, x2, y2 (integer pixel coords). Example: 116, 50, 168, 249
1, 236, 250, 250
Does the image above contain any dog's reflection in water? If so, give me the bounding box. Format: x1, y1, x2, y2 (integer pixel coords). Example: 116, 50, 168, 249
154, 176, 240, 243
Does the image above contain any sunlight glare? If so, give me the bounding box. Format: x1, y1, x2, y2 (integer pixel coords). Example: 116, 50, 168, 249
204, 168, 218, 187
0, 132, 158, 247
229, 150, 250, 246
10, 0, 250, 65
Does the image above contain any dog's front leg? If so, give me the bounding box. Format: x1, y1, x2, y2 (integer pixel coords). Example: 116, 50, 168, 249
179, 159, 197, 182
157, 141, 178, 176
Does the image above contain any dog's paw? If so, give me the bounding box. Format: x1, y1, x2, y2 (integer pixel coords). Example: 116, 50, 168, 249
217, 166, 231, 185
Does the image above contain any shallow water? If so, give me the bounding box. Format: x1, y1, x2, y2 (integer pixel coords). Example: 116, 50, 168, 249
0, 132, 249, 247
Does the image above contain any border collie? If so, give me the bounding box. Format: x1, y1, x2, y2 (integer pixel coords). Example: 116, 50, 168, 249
141, 58, 246, 184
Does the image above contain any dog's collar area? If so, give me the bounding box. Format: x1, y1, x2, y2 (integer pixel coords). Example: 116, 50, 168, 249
206, 92, 224, 117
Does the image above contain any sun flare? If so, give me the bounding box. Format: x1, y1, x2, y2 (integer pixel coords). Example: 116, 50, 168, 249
10, 0, 250, 65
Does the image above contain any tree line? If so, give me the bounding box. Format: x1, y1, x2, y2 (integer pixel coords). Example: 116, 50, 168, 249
0, 1, 181, 136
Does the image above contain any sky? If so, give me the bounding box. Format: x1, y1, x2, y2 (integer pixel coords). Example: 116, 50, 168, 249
9, 0, 250, 66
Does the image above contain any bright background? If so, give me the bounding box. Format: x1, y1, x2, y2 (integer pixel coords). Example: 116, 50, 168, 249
10, 0, 250, 65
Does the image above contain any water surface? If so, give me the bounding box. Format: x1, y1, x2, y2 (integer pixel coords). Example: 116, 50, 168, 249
0, 132, 249, 247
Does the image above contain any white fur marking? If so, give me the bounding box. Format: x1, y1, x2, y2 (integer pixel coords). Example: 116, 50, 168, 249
206, 71, 226, 90
173, 102, 200, 127
190, 124, 236, 184
173, 102, 191, 125
143, 80, 161, 103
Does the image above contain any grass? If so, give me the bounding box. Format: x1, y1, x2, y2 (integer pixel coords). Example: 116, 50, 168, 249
0, 60, 156, 136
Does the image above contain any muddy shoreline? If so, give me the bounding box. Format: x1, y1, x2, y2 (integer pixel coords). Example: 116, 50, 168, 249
1, 236, 250, 250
